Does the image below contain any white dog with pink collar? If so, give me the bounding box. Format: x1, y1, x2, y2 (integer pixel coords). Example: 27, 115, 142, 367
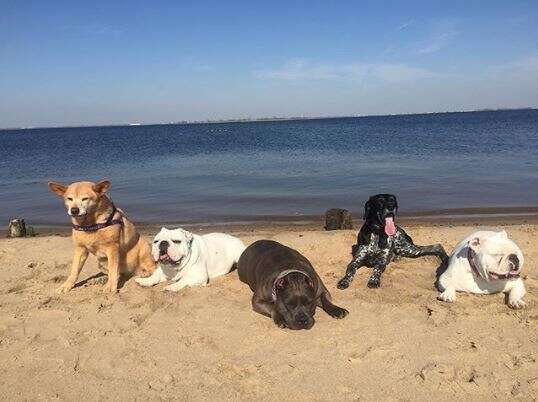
437, 230, 526, 308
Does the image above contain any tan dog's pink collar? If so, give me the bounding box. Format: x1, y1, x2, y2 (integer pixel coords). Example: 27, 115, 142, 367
72, 204, 123, 232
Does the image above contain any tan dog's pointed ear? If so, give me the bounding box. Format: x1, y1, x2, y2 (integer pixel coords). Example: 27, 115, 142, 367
93, 180, 111, 195
48, 181, 67, 197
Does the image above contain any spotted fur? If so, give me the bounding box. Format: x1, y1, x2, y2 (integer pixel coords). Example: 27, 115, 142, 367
337, 194, 448, 289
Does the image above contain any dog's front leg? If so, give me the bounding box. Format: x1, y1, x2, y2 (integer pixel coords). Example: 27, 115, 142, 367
507, 279, 526, 309
337, 246, 368, 289
58, 246, 89, 293
252, 295, 285, 328
367, 258, 389, 288
163, 278, 191, 292
319, 292, 349, 319
103, 245, 120, 293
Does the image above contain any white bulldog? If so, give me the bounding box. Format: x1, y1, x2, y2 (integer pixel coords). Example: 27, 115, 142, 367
437, 230, 526, 308
135, 227, 245, 292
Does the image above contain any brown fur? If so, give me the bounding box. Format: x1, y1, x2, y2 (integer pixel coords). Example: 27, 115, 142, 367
48, 180, 155, 293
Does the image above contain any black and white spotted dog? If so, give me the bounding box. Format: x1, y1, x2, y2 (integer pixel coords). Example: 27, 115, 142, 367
337, 194, 449, 289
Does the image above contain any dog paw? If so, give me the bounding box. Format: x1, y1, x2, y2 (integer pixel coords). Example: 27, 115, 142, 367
330, 307, 349, 319
102, 282, 118, 293
508, 299, 526, 309
272, 313, 287, 329
56, 282, 73, 294
437, 290, 455, 303
163, 284, 180, 292
134, 277, 152, 287
367, 276, 381, 288
337, 278, 350, 290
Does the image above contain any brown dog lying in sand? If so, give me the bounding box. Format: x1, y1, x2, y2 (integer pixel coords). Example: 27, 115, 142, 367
48, 179, 155, 293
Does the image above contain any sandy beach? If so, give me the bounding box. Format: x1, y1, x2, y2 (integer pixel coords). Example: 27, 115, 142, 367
0, 219, 536, 401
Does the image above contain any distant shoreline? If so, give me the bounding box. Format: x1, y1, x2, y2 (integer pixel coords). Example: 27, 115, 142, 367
8, 205, 538, 237
2, 107, 537, 131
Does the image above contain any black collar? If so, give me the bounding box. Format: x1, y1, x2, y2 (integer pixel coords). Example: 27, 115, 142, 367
72, 204, 123, 232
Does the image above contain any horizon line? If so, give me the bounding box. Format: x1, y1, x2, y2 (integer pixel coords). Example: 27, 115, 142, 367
1, 106, 537, 131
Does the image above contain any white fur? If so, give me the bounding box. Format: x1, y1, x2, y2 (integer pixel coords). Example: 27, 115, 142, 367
437, 230, 527, 308
135, 227, 245, 292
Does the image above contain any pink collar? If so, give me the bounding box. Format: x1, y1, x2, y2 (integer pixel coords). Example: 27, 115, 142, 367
72, 204, 123, 232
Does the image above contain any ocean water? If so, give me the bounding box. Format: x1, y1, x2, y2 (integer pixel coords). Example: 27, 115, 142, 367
1, 109, 538, 225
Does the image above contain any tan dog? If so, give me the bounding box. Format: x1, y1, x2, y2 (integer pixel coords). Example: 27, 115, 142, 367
48, 179, 155, 293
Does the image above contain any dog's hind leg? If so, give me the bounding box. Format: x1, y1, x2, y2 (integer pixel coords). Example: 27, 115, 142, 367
137, 239, 156, 276
394, 229, 448, 263
337, 246, 368, 289
102, 245, 120, 293
397, 242, 449, 264
135, 267, 167, 287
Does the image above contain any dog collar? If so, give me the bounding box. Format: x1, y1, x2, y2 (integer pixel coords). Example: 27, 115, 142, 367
467, 248, 519, 281
72, 204, 123, 232
271, 269, 310, 302
467, 247, 483, 278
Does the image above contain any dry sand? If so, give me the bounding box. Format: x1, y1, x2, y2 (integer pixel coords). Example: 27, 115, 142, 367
0, 221, 537, 401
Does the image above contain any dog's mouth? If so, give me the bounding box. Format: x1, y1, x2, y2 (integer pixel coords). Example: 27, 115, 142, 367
68, 211, 87, 217
157, 254, 182, 266
489, 270, 520, 280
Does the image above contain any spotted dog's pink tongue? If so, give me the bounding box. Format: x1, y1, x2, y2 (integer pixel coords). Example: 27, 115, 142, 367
384, 217, 396, 236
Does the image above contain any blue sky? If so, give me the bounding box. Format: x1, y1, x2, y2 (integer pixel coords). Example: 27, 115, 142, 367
1, 1, 538, 127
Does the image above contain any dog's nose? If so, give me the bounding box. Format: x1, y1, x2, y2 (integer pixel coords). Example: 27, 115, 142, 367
70, 207, 80, 216
159, 241, 169, 255
507, 254, 519, 270
295, 312, 309, 326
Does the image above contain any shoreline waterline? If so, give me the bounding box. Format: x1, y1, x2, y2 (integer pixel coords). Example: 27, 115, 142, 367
7, 205, 538, 237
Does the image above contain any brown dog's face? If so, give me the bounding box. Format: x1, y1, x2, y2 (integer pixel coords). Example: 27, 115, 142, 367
274, 273, 317, 330
48, 180, 111, 217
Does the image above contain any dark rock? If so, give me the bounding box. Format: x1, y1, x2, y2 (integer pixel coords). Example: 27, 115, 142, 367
8, 218, 27, 238
324, 209, 353, 230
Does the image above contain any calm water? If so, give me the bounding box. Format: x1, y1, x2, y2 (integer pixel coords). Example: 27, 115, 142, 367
1, 110, 538, 225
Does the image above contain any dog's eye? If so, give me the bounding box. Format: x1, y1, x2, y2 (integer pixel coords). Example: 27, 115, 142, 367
81, 197, 88, 201
172, 240, 182, 244
153, 240, 159, 244
67, 197, 73, 201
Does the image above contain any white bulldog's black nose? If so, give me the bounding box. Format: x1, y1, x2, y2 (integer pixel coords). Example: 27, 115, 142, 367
159, 241, 169, 255
507, 254, 519, 269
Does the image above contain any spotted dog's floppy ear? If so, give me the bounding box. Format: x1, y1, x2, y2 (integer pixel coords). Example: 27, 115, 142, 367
363, 200, 372, 220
